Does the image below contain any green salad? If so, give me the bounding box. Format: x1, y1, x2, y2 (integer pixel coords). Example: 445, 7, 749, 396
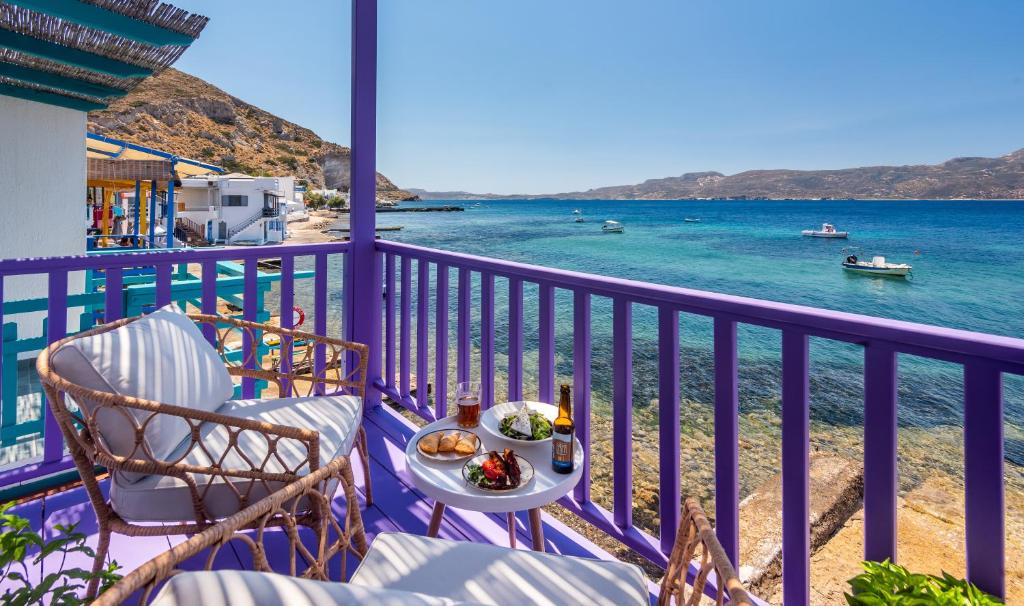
499, 411, 552, 440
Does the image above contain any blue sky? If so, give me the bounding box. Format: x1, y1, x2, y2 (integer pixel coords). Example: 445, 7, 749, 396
169, 0, 1024, 194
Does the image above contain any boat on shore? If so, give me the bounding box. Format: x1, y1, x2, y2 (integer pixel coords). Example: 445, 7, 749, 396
842, 254, 912, 277
802, 223, 848, 238
602, 220, 624, 233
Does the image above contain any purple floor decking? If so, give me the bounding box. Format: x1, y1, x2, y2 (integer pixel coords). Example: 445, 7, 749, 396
3, 404, 653, 601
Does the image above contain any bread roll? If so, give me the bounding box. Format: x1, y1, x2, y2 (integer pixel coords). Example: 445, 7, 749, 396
438, 431, 461, 453
454, 433, 479, 456
418, 432, 441, 455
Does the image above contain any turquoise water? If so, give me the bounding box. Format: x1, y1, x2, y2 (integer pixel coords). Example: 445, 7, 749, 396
372, 199, 1023, 468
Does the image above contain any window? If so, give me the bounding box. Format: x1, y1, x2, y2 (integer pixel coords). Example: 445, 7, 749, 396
222, 195, 248, 207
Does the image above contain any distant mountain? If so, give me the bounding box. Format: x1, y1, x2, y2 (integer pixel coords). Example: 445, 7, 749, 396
88, 69, 416, 201
413, 150, 1024, 200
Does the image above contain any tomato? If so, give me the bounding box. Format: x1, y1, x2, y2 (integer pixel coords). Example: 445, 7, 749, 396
481, 459, 504, 481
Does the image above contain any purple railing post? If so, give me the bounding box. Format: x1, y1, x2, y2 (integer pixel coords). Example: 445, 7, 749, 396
416, 260, 430, 412
200, 259, 217, 344
963, 362, 1004, 599
863, 343, 898, 563
781, 330, 810, 606
400, 256, 412, 400
612, 298, 633, 529
155, 263, 172, 307
481, 273, 495, 408
658, 306, 680, 555
43, 270, 68, 463
538, 282, 555, 404
242, 258, 258, 398
313, 252, 328, 396
385, 253, 396, 388
714, 317, 740, 567
349, 0, 382, 407
104, 267, 123, 322
279, 255, 294, 396
572, 290, 591, 503
435, 264, 449, 419
456, 268, 470, 384
508, 277, 523, 401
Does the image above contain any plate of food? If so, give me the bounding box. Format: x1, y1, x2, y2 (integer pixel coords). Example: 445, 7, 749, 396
416, 429, 481, 462
462, 449, 535, 491
480, 401, 556, 444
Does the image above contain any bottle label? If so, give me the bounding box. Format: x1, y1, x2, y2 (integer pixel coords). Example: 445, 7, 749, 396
553, 432, 573, 462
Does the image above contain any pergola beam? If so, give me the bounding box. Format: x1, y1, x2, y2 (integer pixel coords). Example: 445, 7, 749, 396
8, 0, 194, 47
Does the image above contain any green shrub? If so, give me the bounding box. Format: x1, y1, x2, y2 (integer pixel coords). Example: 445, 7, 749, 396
0, 502, 121, 605
326, 196, 344, 209
846, 560, 1001, 605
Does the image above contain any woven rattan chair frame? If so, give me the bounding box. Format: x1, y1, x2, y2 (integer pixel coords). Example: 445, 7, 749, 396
92, 456, 368, 606
36, 313, 373, 598
658, 498, 753, 605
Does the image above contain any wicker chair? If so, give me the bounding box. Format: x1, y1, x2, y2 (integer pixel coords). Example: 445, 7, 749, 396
95, 497, 751, 605
36, 305, 373, 598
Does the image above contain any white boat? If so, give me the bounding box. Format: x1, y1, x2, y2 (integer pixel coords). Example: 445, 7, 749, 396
572, 209, 582, 215
842, 255, 912, 277
602, 220, 624, 233
683, 218, 700, 223
802, 223, 848, 238
574, 216, 585, 223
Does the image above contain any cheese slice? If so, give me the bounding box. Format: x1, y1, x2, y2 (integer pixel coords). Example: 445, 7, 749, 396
510, 403, 533, 437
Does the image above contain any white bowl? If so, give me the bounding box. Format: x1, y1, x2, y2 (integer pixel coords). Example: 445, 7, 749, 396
479, 401, 558, 445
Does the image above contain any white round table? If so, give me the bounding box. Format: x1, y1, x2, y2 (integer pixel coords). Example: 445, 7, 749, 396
405, 413, 583, 552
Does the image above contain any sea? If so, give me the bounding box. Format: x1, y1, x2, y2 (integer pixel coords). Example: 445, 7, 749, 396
297, 199, 1024, 495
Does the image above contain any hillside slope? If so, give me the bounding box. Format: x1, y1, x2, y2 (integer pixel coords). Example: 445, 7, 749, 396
88, 69, 414, 200
411, 149, 1024, 200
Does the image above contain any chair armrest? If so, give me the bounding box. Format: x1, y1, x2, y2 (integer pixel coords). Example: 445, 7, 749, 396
189, 314, 369, 399
658, 498, 753, 605
92, 455, 368, 606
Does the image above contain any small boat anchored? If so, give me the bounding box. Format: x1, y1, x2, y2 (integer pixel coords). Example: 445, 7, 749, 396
572, 209, 582, 215
602, 220, 624, 233
683, 218, 701, 223
842, 254, 912, 278
802, 223, 848, 238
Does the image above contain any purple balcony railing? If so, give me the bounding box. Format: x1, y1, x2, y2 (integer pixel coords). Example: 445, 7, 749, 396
373, 239, 1021, 602
0, 236, 1019, 602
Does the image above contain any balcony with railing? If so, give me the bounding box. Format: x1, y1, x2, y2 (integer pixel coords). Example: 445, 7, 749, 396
0, 2, 1019, 606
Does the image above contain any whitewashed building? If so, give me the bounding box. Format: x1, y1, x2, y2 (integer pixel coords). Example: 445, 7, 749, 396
175, 174, 290, 244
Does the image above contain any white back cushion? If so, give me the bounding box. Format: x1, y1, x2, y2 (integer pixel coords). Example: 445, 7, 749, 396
50, 304, 234, 479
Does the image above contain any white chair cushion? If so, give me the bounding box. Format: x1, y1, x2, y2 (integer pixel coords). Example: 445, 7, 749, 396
350, 532, 649, 606
49, 304, 234, 482
110, 394, 362, 521
149, 570, 484, 606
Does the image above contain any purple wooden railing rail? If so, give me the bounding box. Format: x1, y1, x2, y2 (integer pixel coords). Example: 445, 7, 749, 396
373, 239, 1022, 602
0, 242, 350, 488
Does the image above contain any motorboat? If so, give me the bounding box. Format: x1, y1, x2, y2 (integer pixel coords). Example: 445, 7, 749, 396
802, 223, 848, 238
572, 209, 582, 215
574, 216, 585, 223
842, 254, 912, 278
602, 220, 624, 233
683, 218, 700, 223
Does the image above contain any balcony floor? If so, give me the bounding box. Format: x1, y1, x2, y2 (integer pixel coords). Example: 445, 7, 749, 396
2, 404, 652, 600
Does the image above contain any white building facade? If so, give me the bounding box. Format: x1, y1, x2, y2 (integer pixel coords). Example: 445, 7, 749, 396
176, 174, 292, 245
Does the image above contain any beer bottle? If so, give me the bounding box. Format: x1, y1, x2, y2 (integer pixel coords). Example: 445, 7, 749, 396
552, 384, 575, 474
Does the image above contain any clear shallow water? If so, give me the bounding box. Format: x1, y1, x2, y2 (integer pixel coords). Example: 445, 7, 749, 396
373, 199, 1023, 469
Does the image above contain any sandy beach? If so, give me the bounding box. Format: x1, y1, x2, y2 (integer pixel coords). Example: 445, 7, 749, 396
283, 210, 344, 245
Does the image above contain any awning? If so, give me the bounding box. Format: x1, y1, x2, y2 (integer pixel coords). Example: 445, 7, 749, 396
0, 0, 209, 111
87, 131, 223, 178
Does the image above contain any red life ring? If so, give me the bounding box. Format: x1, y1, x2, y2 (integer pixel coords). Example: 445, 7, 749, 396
293, 305, 305, 327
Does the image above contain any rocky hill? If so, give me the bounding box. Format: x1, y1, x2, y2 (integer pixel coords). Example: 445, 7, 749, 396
412, 149, 1024, 200
87, 69, 415, 201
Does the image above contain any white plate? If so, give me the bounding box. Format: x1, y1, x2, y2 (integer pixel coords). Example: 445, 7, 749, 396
480, 401, 557, 445
462, 453, 536, 492
415, 429, 481, 463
